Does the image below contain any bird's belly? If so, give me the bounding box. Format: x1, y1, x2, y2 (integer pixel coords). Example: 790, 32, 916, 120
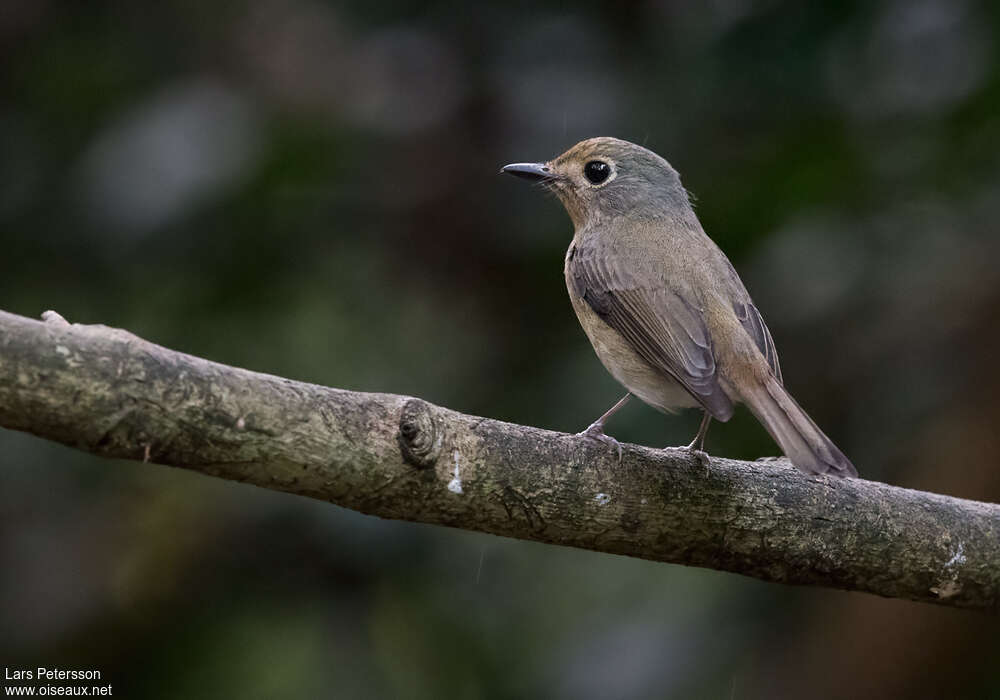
568, 288, 701, 414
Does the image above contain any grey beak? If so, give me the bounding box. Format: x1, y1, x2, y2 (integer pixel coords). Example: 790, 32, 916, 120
500, 162, 556, 181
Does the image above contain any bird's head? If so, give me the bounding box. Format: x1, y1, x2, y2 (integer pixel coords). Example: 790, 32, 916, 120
501, 137, 692, 229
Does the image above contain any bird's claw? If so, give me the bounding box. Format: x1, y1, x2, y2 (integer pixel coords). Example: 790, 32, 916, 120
684, 435, 711, 469
577, 423, 623, 462
687, 447, 711, 468
663, 444, 711, 473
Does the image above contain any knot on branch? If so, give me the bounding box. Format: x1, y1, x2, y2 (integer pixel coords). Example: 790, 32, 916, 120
41, 310, 70, 325
398, 399, 441, 468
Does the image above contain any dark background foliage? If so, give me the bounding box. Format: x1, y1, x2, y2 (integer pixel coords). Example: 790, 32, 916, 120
3, 1, 1000, 697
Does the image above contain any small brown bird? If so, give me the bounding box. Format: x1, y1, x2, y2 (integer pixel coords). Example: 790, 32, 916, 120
501, 137, 856, 477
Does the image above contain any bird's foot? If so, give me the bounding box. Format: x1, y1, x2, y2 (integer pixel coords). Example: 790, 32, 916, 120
688, 447, 711, 469
576, 422, 623, 462
662, 441, 711, 471
683, 436, 710, 468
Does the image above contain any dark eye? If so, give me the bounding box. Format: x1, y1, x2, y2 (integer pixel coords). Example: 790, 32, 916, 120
584, 160, 610, 184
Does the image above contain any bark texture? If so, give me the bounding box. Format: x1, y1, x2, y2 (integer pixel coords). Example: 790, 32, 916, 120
0, 309, 997, 609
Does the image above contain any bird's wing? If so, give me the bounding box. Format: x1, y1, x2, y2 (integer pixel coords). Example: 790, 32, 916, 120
733, 300, 782, 383
569, 249, 735, 421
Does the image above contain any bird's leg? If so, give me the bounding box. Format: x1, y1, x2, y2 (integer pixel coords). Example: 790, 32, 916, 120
582, 393, 631, 435
686, 411, 712, 451
684, 411, 712, 466
577, 393, 631, 461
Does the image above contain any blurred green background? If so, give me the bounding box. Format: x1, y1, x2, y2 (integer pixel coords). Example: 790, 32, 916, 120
3, 1, 1000, 698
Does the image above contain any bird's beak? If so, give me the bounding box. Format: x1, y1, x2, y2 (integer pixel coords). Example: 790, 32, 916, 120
500, 162, 556, 181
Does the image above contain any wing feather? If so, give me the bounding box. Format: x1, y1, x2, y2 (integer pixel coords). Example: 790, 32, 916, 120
570, 251, 734, 421
733, 301, 782, 383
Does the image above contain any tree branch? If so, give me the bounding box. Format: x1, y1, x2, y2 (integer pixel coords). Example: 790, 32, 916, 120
0, 309, 997, 610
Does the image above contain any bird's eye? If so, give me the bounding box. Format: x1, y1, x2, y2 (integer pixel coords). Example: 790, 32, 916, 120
584, 160, 611, 184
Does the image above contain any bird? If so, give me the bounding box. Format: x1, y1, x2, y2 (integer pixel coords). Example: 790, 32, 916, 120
501, 137, 856, 477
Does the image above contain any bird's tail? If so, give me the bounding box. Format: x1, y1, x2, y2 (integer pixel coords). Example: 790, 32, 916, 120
739, 375, 857, 477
